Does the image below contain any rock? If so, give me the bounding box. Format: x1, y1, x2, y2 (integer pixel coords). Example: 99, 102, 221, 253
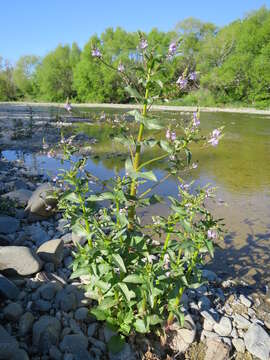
38, 282, 62, 300
37, 239, 64, 265
19, 312, 35, 336
198, 296, 212, 310
0, 216, 20, 234
34, 299, 51, 312
88, 337, 106, 352
60, 334, 90, 359
87, 323, 98, 337
104, 326, 116, 343
3, 189, 32, 207
64, 256, 73, 268
61, 233, 72, 244
201, 330, 220, 341
25, 183, 58, 218
56, 289, 77, 312
72, 230, 87, 246
0, 246, 42, 276
32, 315, 61, 352
0, 274, 19, 300
213, 316, 232, 337
244, 324, 270, 360
74, 307, 89, 321
239, 294, 252, 308
11, 349, 30, 360
3, 302, 23, 321
0, 324, 20, 359
233, 313, 251, 329
109, 343, 136, 360
201, 309, 219, 324
202, 269, 218, 282
57, 219, 69, 234
168, 314, 196, 353
49, 345, 62, 360
203, 318, 214, 331
26, 223, 50, 246
232, 338, 245, 353
204, 338, 230, 360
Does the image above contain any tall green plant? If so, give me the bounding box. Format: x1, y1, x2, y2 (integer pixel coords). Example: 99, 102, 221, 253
56, 33, 223, 352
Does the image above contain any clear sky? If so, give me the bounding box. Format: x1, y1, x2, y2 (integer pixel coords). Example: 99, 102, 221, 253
0, 0, 267, 62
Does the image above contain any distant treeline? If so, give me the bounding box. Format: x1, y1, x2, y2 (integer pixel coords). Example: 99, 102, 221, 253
0, 7, 269, 108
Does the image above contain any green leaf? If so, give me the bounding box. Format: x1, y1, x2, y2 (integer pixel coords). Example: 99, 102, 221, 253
97, 297, 118, 310
123, 274, 143, 284
91, 308, 110, 321
112, 254, 126, 273
134, 318, 148, 333
137, 170, 157, 182
128, 110, 164, 130
205, 239, 214, 258
155, 79, 163, 88
108, 335, 125, 354
87, 192, 114, 201
70, 267, 88, 279
117, 283, 134, 302
62, 191, 80, 204
125, 86, 142, 99
148, 314, 163, 325
159, 140, 174, 154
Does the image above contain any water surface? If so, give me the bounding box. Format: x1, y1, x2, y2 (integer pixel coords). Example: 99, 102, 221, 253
1, 106, 270, 290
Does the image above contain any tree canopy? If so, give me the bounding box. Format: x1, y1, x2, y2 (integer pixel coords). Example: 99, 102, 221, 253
0, 7, 269, 108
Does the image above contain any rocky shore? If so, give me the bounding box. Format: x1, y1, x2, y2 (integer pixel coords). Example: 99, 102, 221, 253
0, 157, 269, 360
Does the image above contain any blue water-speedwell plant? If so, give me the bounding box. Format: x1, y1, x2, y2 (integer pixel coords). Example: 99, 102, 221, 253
56, 32, 223, 351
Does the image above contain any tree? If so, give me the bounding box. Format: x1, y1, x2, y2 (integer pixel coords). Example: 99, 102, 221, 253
13, 55, 40, 98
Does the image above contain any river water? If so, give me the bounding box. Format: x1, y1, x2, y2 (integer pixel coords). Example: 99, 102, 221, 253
1, 105, 270, 290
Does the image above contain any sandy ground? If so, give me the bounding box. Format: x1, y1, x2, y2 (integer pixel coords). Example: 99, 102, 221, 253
0, 101, 270, 115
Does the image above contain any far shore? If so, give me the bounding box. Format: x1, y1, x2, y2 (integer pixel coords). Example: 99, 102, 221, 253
0, 101, 270, 115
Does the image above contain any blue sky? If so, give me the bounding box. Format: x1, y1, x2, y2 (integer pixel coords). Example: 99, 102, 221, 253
0, 0, 267, 62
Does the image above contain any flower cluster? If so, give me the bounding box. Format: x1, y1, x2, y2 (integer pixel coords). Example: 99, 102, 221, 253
208, 129, 222, 147
168, 41, 177, 56
166, 129, 176, 141
176, 72, 198, 90
139, 39, 148, 50
117, 62, 125, 72
92, 48, 102, 58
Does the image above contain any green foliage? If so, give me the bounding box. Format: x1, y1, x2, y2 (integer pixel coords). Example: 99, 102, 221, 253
56, 36, 224, 346
0, 7, 269, 107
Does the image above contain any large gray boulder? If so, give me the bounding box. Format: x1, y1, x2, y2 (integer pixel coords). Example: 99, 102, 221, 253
25, 183, 58, 218
0, 246, 43, 276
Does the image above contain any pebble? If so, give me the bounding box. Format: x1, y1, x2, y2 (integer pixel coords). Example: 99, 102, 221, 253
87, 323, 98, 337
0, 273, 20, 300
74, 307, 89, 321
239, 294, 252, 308
19, 312, 35, 336
4, 302, 23, 321
213, 316, 232, 337
232, 338, 245, 353
244, 324, 270, 360
233, 313, 251, 329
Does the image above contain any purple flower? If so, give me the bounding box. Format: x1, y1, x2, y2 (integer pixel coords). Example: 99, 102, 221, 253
166, 129, 171, 140
139, 39, 148, 50
171, 132, 176, 141
192, 112, 200, 128
64, 103, 72, 112
207, 229, 218, 240
176, 76, 188, 90
191, 162, 198, 169
92, 48, 101, 58
168, 42, 177, 56
179, 182, 190, 191
189, 72, 197, 81
208, 128, 222, 147
118, 62, 125, 72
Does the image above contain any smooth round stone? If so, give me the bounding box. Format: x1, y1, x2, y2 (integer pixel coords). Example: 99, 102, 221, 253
4, 302, 23, 321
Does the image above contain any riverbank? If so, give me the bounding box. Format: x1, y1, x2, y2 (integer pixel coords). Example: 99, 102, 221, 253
1, 101, 270, 115
0, 157, 270, 359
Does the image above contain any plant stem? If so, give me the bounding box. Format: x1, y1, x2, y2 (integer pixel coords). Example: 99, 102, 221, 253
128, 67, 151, 226
167, 287, 184, 326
